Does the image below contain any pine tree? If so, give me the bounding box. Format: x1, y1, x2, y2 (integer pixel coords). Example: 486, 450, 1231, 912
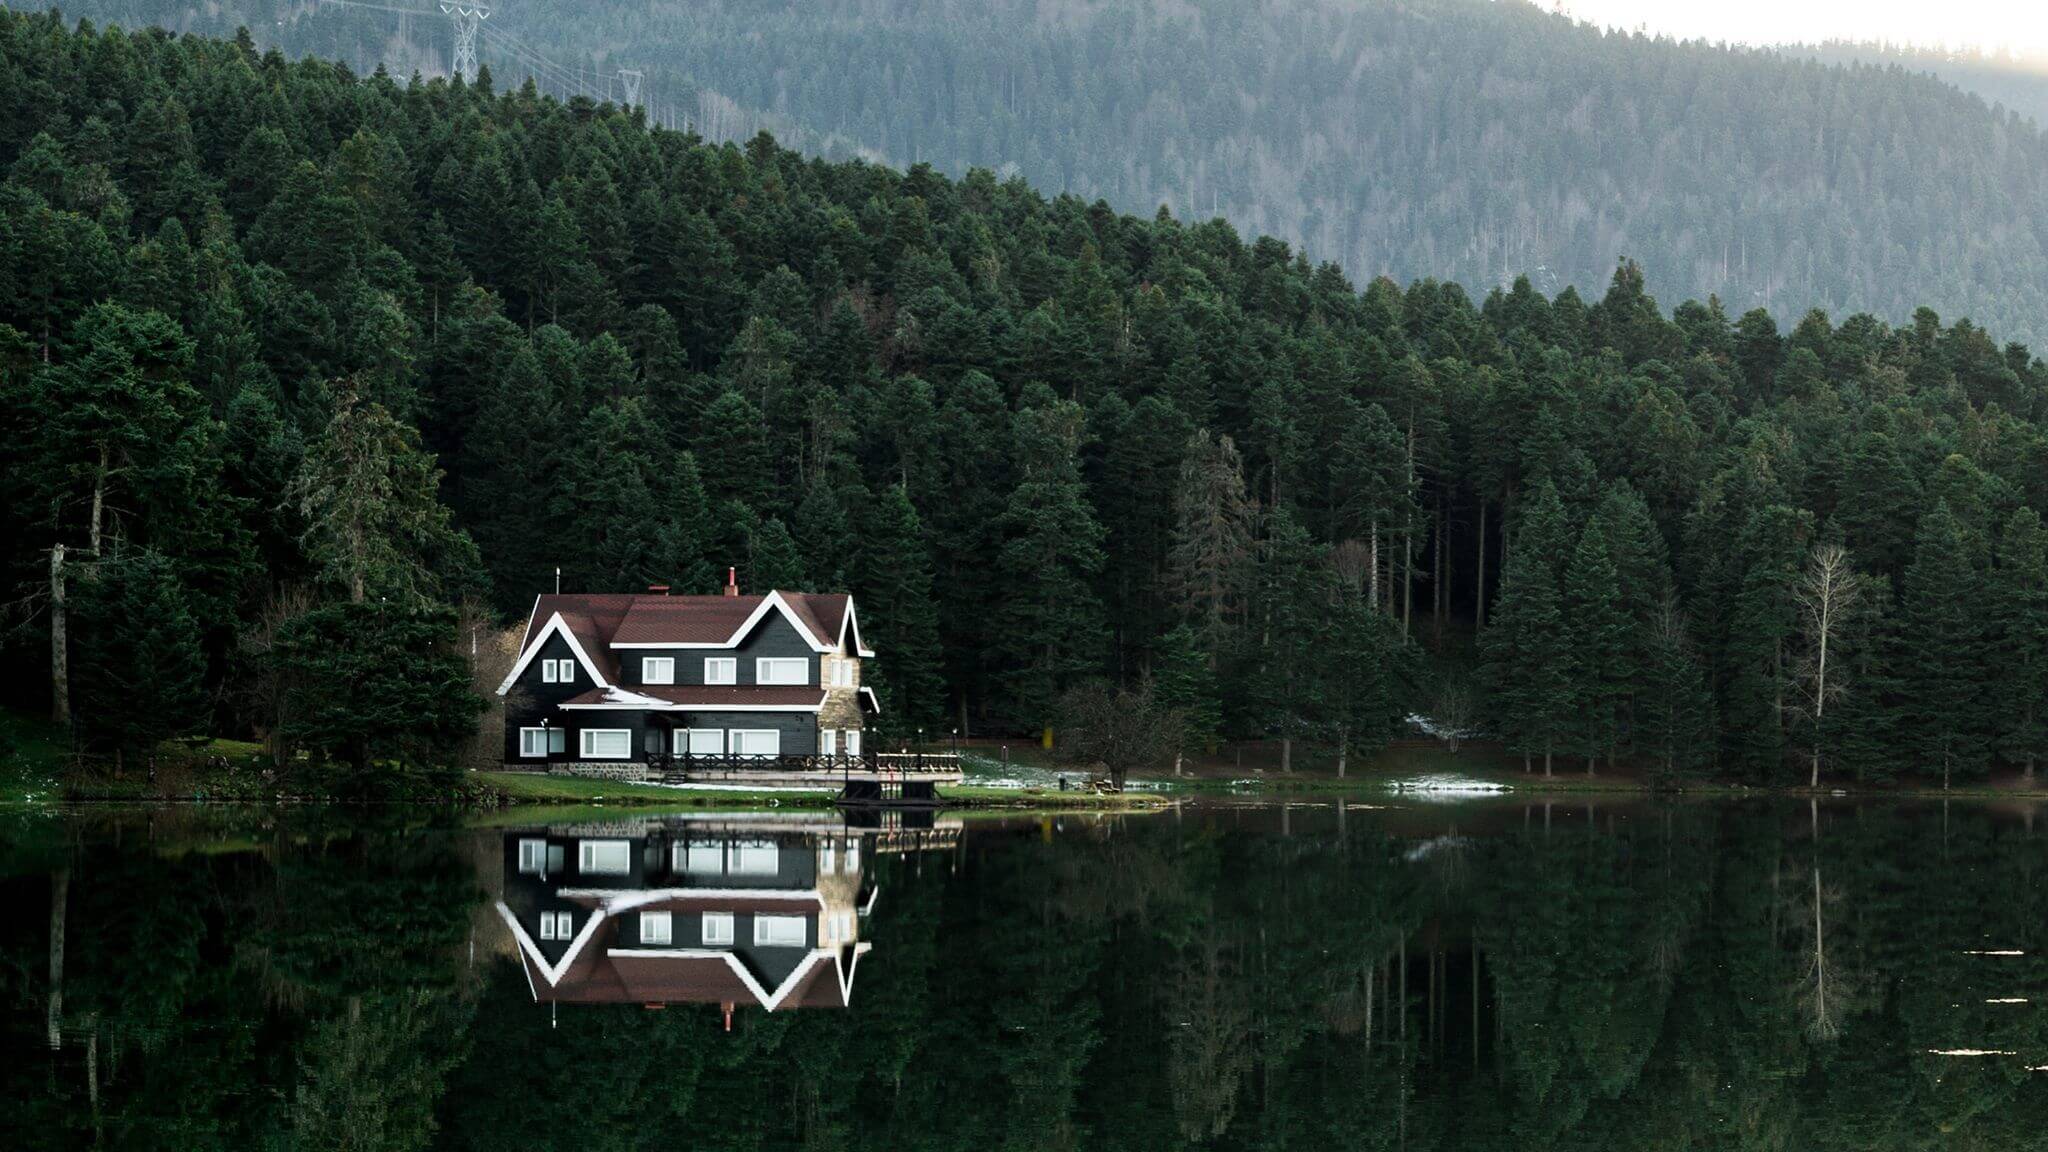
1563, 514, 1631, 773
72, 549, 209, 767
855, 484, 946, 737
1638, 594, 1715, 780
1991, 507, 2048, 782
1152, 622, 1223, 763
997, 398, 1107, 734
1481, 480, 1574, 775
1901, 500, 1990, 789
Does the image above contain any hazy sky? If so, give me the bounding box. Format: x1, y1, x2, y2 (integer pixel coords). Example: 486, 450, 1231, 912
1558, 1, 2048, 60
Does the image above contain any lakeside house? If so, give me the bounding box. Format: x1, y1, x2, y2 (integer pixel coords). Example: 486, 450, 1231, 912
494, 816, 960, 1020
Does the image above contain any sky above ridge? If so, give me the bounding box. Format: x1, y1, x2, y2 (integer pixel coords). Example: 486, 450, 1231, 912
1556, 0, 2048, 61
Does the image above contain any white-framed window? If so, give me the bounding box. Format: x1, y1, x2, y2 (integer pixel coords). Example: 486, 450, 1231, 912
578, 840, 630, 875
642, 657, 675, 685
831, 660, 854, 687
679, 728, 724, 757
820, 729, 838, 757
845, 841, 860, 872
580, 729, 632, 759
730, 729, 781, 758
539, 910, 574, 941
702, 912, 735, 946
728, 841, 779, 876
704, 657, 737, 685
754, 915, 807, 947
676, 842, 723, 875
541, 658, 575, 684
845, 729, 862, 757
518, 839, 548, 874
820, 841, 838, 874
519, 727, 551, 758
756, 657, 809, 685
640, 911, 673, 946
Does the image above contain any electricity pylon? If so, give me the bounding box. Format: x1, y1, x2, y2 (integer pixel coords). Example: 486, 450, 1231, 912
441, 0, 490, 83
618, 68, 643, 108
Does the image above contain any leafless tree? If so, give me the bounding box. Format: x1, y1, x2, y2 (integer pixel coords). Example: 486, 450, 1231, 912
1790, 544, 1863, 788
1054, 680, 1185, 792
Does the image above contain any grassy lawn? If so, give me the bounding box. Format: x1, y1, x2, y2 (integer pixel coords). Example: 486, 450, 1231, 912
472, 770, 841, 808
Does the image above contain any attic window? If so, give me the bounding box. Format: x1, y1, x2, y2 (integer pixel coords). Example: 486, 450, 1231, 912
539, 911, 574, 941
541, 658, 575, 684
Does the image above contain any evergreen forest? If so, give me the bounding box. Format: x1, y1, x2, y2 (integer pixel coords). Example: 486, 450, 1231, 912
38, 0, 2048, 348
7, 10, 2048, 788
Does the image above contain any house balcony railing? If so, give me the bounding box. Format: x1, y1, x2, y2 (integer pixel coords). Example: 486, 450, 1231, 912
643, 751, 963, 777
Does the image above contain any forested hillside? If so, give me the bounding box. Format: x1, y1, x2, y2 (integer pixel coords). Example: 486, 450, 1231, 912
4, 11, 2048, 789
38, 0, 2048, 350
1804, 42, 2048, 124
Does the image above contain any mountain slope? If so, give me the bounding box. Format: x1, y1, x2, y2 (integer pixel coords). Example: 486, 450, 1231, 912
40, 0, 2048, 348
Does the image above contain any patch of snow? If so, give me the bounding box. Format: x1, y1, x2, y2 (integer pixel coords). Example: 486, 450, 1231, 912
636, 781, 835, 794
1962, 950, 2026, 956
1928, 1049, 2016, 1057
1387, 773, 1511, 802
1404, 835, 1472, 862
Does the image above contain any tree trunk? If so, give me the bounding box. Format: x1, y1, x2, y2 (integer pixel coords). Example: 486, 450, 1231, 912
47, 868, 67, 1050
1336, 723, 1348, 778
1475, 500, 1489, 632
1369, 526, 1380, 611
1281, 735, 1293, 773
1543, 747, 1553, 778
50, 545, 69, 727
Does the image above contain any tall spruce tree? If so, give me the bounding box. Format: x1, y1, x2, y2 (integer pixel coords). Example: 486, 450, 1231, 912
855, 484, 946, 737
1480, 480, 1575, 775
996, 397, 1107, 733
1901, 500, 1990, 789
71, 548, 209, 767
1563, 513, 1631, 773
1992, 507, 2048, 782
1152, 622, 1223, 763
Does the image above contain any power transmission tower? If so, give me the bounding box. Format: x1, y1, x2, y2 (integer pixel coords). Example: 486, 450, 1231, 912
618, 68, 643, 108
441, 0, 490, 83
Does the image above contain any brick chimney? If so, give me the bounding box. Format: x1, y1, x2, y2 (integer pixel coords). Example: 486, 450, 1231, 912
646, 584, 670, 595
723, 567, 739, 597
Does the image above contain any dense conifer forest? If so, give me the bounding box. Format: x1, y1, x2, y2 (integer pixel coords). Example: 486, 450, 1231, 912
42, 0, 2048, 349
4, 10, 2048, 788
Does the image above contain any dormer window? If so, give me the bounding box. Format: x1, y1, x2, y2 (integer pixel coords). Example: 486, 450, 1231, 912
541, 658, 575, 684
704, 657, 736, 685
643, 656, 675, 684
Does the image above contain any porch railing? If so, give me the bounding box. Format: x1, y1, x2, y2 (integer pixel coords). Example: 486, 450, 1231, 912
643, 751, 962, 776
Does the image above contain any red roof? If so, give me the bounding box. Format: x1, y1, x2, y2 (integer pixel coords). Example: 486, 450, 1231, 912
557, 686, 827, 709
520, 591, 856, 653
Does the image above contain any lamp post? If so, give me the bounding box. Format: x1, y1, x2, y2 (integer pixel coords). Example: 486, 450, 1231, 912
951, 727, 959, 758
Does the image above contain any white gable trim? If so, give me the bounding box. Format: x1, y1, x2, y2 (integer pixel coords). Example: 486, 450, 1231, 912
496, 612, 610, 695
497, 901, 611, 987
840, 599, 876, 657
604, 947, 834, 1011
610, 590, 834, 652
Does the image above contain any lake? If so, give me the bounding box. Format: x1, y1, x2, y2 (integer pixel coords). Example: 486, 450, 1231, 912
5, 797, 2047, 1148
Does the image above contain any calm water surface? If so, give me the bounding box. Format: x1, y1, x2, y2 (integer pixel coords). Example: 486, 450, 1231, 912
6, 798, 2048, 1148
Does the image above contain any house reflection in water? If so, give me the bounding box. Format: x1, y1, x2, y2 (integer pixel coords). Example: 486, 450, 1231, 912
496, 814, 957, 1022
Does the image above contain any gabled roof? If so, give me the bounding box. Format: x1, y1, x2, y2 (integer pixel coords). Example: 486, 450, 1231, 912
497, 589, 870, 696
496, 895, 869, 1011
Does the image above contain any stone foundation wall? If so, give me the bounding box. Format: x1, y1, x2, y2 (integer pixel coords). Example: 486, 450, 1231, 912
547, 762, 650, 781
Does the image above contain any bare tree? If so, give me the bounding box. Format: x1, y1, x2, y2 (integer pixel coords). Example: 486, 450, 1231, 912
1054, 680, 1184, 792
1791, 544, 1863, 788
1430, 673, 1477, 754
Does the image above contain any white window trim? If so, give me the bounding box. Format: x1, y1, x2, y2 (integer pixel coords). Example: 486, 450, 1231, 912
541, 659, 560, 683
820, 728, 837, 757
678, 728, 725, 756
755, 657, 809, 686
754, 915, 808, 948
642, 656, 675, 685
519, 727, 551, 758
640, 910, 673, 946
578, 840, 631, 875
729, 729, 781, 758
580, 728, 632, 760
845, 729, 862, 757
540, 910, 573, 941
518, 839, 547, 874
704, 657, 737, 685
495, 609, 612, 695
702, 912, 734, 946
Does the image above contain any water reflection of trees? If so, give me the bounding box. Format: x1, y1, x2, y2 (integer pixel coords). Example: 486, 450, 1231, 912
6, 803, 2048, 1149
